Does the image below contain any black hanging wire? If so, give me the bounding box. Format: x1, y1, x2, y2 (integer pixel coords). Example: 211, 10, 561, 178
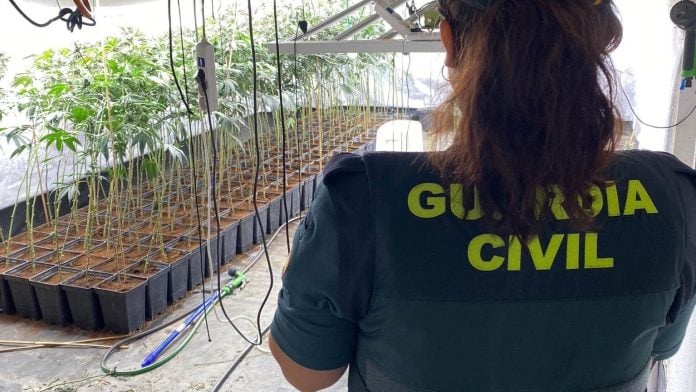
291, 23, 301, 246
198, 0, 245, 345
168, 0, 212, 341
193, 0, 273, 346
620, 85, 696, 130
292, 0, 308, 240
213, 0, 224, 63
246, 0, 276, 346
273, 0, 291, 253
169, 0, 194, 117
197, 0, 227, 340
211, 3, 301, 389
403, 53, 412, 149
202, 0, 207, 41
193, 0, 200, 42
9, 0, 95, 31
201, 0, 229, 338
200, 78, 227, 335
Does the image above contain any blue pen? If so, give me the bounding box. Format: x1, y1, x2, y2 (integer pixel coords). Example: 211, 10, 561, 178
141, 292, 218, 367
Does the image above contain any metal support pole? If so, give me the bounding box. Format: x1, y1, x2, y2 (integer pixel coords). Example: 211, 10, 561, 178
334, 14, 380, 41
295, 0, 373, 40
335, 0, 409, 41
380, 11, 422, 40
373, 0, 411, 37
269, 39, 443, 54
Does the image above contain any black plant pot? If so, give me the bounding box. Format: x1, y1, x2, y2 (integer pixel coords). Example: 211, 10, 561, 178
365, 140, 377, 152
236, 212, 255, 254
155, 249, 188, 304
221, 222, 240, 263
314, 172, 324, 200
4, 262, 53, 320
265, 195, 283, 235
185, 240, 204, 290
202, 236, 221, 278
95, 274, 147, 334
289, 186, 301, 218
126, 261, 169, 321
353, 144, 367, 155
30, 267, 80, 326
0, 259, 24, 314
252, 205, 269, 245
277, 193, 293, 228
63, 271, 112, 331
300, 176, 316, 211
0, 276, 12, 314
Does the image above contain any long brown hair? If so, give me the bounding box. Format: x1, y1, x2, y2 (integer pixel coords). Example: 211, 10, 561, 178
431, 0, 623, 239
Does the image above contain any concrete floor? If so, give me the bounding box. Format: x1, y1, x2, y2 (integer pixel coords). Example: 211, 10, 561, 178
0, 222, 348, 392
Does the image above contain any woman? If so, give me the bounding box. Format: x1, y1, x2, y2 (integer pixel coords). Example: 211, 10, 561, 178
270, 0, 696, 391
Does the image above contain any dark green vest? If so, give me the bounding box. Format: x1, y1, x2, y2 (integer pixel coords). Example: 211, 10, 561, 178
339, 151, 693, 391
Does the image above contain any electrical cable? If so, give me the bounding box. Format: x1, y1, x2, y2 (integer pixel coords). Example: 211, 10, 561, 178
168, 0, 194, 117
168, 0, 211, 341
293, 22, 304, 227
198, 2, 222, 311
209, 210, 329, 391
102, 0, 296, 379
211, 324, 272, 392
406, 54, 412, 115
404, 53, 412, 150
245, 0, 276, 348
193, 0, 200, 42
273, 0, 292, 253
8, 0, 95, 31
198, 73, 241, 342
621, 84, 696, 130
9, 0, 63, 27
201, 0, 207, 41
181, 0, 212, 342
193, 0, 266, 346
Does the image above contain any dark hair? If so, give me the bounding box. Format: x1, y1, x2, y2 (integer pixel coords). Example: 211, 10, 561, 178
431, 0, 623, 239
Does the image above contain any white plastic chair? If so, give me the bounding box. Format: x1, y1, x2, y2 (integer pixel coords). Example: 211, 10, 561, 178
375, 120, 424, 152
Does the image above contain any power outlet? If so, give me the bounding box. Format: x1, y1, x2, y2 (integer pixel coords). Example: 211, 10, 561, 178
196, 39, 218, 113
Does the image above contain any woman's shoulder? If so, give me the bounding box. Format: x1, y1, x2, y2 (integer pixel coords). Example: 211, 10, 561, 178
611, 150, 695, 181
612, 150, 696, 206
614, 150, 694, 173
323, 153, 369, 186
323, 152, 433, 186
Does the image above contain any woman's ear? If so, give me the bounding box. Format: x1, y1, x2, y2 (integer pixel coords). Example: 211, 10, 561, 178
440, 19, 458, 68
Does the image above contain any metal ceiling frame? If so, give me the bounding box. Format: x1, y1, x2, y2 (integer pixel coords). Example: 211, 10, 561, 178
267, 0, 444, 54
